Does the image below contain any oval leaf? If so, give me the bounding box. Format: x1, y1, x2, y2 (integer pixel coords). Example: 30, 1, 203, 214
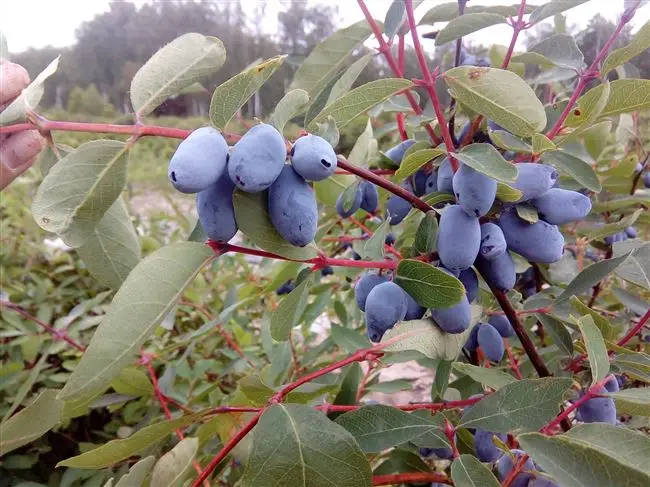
240, 404, 372, 487
444, 67, 547, 137
451, 455, 501, 487
114, 456, 156, 487
577, 315, 609, 385
529, 0, 591, 25
541, 150, 602, 192
0, 389, 63, 456
151, 437, 198, 487
309, 79, 413, 130
602, 21, 650, 74
395, 148, 445, 180
394, 259, 465, 309
327, 53, 374, 106
598, 79, 650, 118
420, 3, 533, 24
608, 388, 650, 416
270, 272, 315, 341
435, 13, 507, 46
290, 20, 373, 98
59, 242, 214, 402
555, 253, 631, 304
452, 363, 517, 390
210, 56, 286, 130
32, 140, 130, 248
335, 405, 449, 452
131, 33, 226, 117
512, 34, 584, 70
77, 198, 141, 289
269, 89, 310, 133
57, 413, 205, 469
232, 190, 319, 261
455, 143, 518, 183
459, 378, 573, 433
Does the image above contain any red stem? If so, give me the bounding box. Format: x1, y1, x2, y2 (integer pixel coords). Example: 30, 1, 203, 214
337, 158, 432, 213
540, 374, 614, 434
334, 169, 395, 175
356, 0, 441, 145
191, 410, 264, 487
501, 453, 531, 487
396, 35, 409, 141
545, 1, 640, 140
0, 300, 86, 352
487, 307, 551, 316
403, 0, 457, 171
504, 339, 523, 380
373, 472, 450, 485
617, 308, 650, 346
349, 216, 402, 259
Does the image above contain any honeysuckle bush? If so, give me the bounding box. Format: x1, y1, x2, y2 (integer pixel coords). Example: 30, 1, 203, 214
1, 1, 650, 486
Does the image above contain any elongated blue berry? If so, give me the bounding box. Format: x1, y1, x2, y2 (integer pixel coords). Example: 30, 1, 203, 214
512, 163, 559, 202
196, 172, 238, 242
385, 139, 416, 164
386, 181, 413, 225
577, 386, 617, 424
169, 126, 229, 193
437, 158, 454, 193
488, 314, 515, 338
360, 181, 379, 213
453, 163, 497, 217
437, 204, 481, 272
365, 282, 408, 342
403, 289, 426, 320
268, 165, 318, 247
336, 187, 363, 218
431, 294, 471, 334
355, 272, 389, 311
229, 123, 286, 192
531, 188, 592, 225
475, 250, 516, 292
474, 429, 506, 462
497, 449, 536, 487
459, 268, 479, 303
290, 134, 337, 181
479, 222, 507, 260
478, 323, 505, 361
465, 324, 480, 351
499, 209, 564, 263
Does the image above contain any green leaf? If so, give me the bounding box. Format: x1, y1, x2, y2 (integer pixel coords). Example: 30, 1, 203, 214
32, 140, 129, 248
414, 211, 438, 255
57, 413, 204, 468
598, 79, 650, 118
612, 240, 650, 290
532, 134, 556, 154
555, 253, 631, 305
395, 149, 445, 180
419, 3, 533, 24
496, 182, 524, 202
114, 456, 156, 487
360, 219, 390, 261
233, 190, 319, 260
452, 363, 517, 390
0, 390, 63, 456
512, 34, 584, 70
454, 143, 518, 183
435, 13, 507, 46
2, 346, 50, 422
459, 378, 573, 433
77, 198, 141, 289
569, 296, 614, 340
335, 405, 448, 452
381, 315, 479, 361
150, 437, 198, 487
519, 425, 650, 487
489, 130, 533, 153
240, 404, 372, 487
451, 455, 501, 487
37, 143, 73, 177
290, 20, 373, 98
541, 150, 602, 192
0, 56, 59, 125
314, 115, 340, 147
564, 83, 611, 130
210, 56, 286, 129
602, 21, 650, 74
536, 313, 574, 356
59, 242, 213, 402
327, 53, 373, 105
309, 79, 413, 130
516, 203, 539, 223
444, 67, 547, 137
577, 315, 609, 384
608, 388, 650, 416
130, 34, 225, 117
269, 89, 310, 133
581, 208, 643, 241
270, 272, 314, 341
331, 324, 371, 353
394, 259, 465, 309
529, 0, 591, 25
111, 367, 154, 398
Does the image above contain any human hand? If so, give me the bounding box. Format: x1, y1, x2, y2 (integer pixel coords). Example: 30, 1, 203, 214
1, 59, 46, 191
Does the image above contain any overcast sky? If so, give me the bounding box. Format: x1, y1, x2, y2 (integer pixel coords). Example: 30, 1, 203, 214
2, 0, 649, 54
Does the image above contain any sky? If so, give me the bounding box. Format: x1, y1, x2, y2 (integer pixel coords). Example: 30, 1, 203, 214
1, 0, 649, 54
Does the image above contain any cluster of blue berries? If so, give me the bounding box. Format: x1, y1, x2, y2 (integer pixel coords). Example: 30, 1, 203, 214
168, 125, 337, 247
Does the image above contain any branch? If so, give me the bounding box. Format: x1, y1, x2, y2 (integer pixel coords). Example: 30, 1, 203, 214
0, 300, 86, 352
356, 0, 441, 145
404, 0, 458, 171
396, 34, 409, 142
545, 0, 641, 140
485, 288, 551, 378
373, 472, 451, 485
337, 158, 432, 213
